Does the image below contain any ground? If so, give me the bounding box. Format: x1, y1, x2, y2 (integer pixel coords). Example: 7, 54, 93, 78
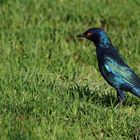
0, 0, 140, 139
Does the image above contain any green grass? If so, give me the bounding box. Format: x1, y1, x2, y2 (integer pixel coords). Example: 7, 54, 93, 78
0, 0, 140, 139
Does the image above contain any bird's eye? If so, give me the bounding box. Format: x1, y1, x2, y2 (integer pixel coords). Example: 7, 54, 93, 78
87, 32, 92, 37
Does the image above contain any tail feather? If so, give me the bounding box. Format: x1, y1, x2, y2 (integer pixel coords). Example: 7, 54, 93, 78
130, 87, 140, 98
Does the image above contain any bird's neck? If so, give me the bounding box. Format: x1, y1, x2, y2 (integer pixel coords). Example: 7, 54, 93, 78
95, 42, 111, 52
95, 38, 111, 47
95, 42, 113, 64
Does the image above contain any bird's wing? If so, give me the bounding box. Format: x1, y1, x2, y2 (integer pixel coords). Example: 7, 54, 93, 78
105, 56, 140, 88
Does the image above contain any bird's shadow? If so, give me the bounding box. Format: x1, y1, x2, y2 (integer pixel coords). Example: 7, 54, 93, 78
67, 84, 140, 107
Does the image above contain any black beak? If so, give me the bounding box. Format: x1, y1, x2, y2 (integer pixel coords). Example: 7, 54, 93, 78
77, 34, 85, 38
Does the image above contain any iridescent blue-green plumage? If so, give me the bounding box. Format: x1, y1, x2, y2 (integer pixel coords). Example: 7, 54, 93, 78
77, 28, 140, 104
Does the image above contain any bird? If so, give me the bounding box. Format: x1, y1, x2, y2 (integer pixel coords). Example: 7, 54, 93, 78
77, 28, 140, 104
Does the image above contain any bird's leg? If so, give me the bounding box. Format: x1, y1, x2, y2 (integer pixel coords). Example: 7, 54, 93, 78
116, 89, 125, 106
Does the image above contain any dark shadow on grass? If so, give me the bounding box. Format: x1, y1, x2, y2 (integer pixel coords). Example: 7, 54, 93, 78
68, 84, 117, 107
67, 84, 140, 107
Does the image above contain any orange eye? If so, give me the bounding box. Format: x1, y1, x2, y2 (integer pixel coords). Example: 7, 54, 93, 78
87, 32, 92, 37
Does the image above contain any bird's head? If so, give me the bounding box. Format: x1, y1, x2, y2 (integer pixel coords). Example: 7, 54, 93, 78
77, 28, 111, 46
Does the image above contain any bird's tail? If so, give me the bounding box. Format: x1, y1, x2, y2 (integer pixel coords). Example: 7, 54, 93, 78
131, 87, 140, 98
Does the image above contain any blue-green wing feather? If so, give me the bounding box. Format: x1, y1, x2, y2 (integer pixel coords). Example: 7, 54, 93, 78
105, 56, 140, 88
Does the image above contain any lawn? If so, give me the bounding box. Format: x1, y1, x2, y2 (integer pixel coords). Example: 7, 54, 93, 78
0, 0, 140, 139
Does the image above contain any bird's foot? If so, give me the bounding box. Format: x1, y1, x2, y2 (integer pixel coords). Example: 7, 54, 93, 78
116, 89, 125, 108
